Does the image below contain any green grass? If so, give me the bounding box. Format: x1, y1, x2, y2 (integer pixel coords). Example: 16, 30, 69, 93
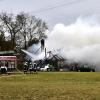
0, 72, 100, 100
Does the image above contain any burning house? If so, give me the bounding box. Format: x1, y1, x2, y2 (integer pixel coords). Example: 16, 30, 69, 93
22, 37, 96, 72
34, 51, 66, 71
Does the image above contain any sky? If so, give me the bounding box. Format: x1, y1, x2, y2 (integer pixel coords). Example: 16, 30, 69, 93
0, 0, 99, 29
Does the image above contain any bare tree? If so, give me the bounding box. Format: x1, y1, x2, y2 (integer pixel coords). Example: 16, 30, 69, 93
0, 12, 23, 49
17, 12, 48, 49
0, 12, 48, 50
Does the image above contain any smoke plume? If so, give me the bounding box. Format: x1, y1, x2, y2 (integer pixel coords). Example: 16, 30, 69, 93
46, 16, 100, 70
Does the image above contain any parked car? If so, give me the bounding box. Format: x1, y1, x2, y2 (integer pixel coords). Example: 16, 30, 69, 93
0, 66, 7, 74
40, 64, 49, 71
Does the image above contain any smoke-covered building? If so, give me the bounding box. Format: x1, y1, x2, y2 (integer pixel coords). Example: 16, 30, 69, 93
34, 51, 66, 71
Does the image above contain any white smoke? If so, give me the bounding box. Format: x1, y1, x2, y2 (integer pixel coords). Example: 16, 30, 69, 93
46, 16, 100, 70
22, 49, 46, 61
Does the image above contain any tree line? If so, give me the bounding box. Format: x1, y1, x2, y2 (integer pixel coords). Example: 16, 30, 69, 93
0, 12, 48, 51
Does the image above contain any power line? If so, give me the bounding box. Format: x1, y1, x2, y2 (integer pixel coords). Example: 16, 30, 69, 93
32, 0, 85, 14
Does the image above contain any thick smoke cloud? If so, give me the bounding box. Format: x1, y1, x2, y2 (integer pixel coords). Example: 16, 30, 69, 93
46, 16, 100, 70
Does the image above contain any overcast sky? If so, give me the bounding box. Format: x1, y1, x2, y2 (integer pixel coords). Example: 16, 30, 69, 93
0, 0, 99, 29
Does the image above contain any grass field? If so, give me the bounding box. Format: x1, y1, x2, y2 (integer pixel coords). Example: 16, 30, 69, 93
0, 72, 100, 100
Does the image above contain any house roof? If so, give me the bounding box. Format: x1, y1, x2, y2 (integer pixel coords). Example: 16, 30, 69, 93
0, 51, 14, 55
